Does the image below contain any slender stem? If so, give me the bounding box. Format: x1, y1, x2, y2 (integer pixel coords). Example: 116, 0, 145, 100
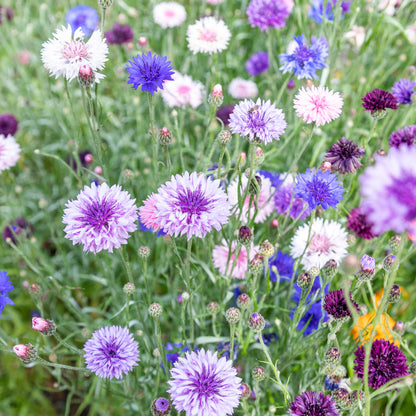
53, 333, 83, 355
100, 7, 106, 34
237, 143, 256, 223
217, 144, 226, 179
185, 238, 195, 344
229, 323, 236, 362
142, 257, 151, 306
37, 357, 86, 372
154, 318, 169, 379
119, 248, 134, 286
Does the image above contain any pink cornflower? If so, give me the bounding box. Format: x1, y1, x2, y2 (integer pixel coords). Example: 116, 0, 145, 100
294, 85, 343, 127
153, 2, 186, 28
212, 240, 259, 279
139, 193, 161, 232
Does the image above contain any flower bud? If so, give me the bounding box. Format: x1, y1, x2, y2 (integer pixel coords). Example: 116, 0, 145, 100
248, 312, 265, 332
322, 259, 337, 280
388, 285, 401, 303
207, 301, 219, 315
238, 226, 253, 246
393, 320, 405, 335
383, 254, 397, 271
297, 272, 312, 290
410, 361, 416, 375
123, 282, 135, 296
321, 161, 332, 172
97, 0, 113, 8
389, 235, 402, 253
225, 307, 241, 325
252, 366, 266, 382
13, 344, 38, 364
254, 147, 264, 166
309, 266, 320, 277
332, 365, 347, 379
260, 240, 274, 258
239, 383, 251, 399
159, 127, 172, 145
248, 175, 262, 195
78, 64, 95, 88
249, 253, 264, 275
238, 152, 247, 167
148, 303, 163, 318
139, 246, 151, 259
324, 347, 341, 365
181, 291, 190, 302
357, 254, 375, 282
236, 293, 251, 310
332, 388, 350, 408
217, 130, 231, 145
151, 397, 171, 415
138, 36, 148, 47
32, 317, 56, 336
208, 84, 223, 107
287, 79, 295, 90
349, 390, 364, 407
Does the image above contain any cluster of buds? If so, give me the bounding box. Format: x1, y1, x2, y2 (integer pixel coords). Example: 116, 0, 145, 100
208, 84, 223, 107
151, 397, 171, 415
148, 303, 163, 318
225, 307, 241, 325
159, 127, 173, 145
356, 254, 375, 282
13, 344, 38, 364
248, 312, 265, 333
32, 317, 56, 336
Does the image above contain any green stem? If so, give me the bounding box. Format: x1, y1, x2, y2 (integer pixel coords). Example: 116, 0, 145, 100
185, 238, 195, 344
37, 357, 86, 372
100, 7, 106, 34
154, 318, 169, 379
229, 323, 236, 362
217, 144, 226, 179
53, 333, 83, 355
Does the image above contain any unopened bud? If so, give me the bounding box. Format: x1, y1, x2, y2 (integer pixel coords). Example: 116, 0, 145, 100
123, 282, 135, 296
238, 152, 246, 167
309, 266, 320, 277
181, 291, 190, 302
238, 226, 253, 245
297, 272, 312, 290
236, 293, 251, 310
13, 344, 38, 364
138, 36, 148, 46
248, 312, 265, 332
208, 84, 223, 107
332, 365, 347, 379
248, 175, 262, 195
383, 254, 397, 271
148, 303, 163, 318
217, 130, 231, 145
333, 388, 350, 408
371, 109, 387, 120
393, 320, 405, 335
389, 235, 402, 253
252, 366, 266, 382
410, 361, 416, 375
287, 79, 295, 90
139, 246, 151, 258
388, 285, 401, 303
254, 147, 264, 166
78, 64, 95, 87
32, 317, 56, 336
97, 0, 113, 8
260, 240, 274, 258
207, 301, 219, 315
321, 161, 332, 172
151, 397, 171, 415
159, 127, 172, 145
357, 254, 375, 281
249, 253, 264, 275
324, 347, 341, 364
225, 307, 241, 325
322, 259, 337, 280
239, 383, 251, 399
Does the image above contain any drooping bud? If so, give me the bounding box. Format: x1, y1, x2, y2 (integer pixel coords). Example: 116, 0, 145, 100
32, 317, 56, 336
208, 84, 223, 107
217, 130, 232, 145
139, 246, 151, 259
123, 282, 135, 296
78, 64, 95, 88
383, 254, 397, 271
248, 175, 262, 195
236, 293, 251, 310
207, 301, 219, 315
159, 127, 172, 145
389, 235, 402, 253
297, 272, 312, 290
249, 253, 264, 275
248, 312, 265, 332
225, 307, 241, 325
151, 397, 171, 415
13, 344, 38, 364
322, 259, 337, 280
388, 285, 401, 303
238, 226, 253, 246
260, 240, 274, 258
252, 366, 266, 382
324, 347, 341, 365
148, 303, 163, 318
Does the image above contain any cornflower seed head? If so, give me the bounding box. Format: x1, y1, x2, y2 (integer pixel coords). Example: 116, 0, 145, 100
383, 254, 397, 272
139, 246, 151, 259
225, 307, 241, 325
13, 344, 38, 364
388, 285, 401, 303
252, 366, 266, 382
324, 347, 341, 365
32, 317, 56, 336
78, 64, 95, 87
322, 259, 338, 280
208, 84, 223, 107
389, 235, 402, 253
159, 127, 172, 146
148, 303, 163, 318
249, 253, 264, 275
297, 272, 312, 290
237, 293, 251, 310
248, 312, 265, 332
260, 240, 274, 258
207, 301, 219, 315
151, 397, 171, 415
123, 282, 135, 296
217, 129, 231, 145
239, 383, 251, 399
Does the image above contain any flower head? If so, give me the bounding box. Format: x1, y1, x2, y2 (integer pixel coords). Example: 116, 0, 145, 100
354, 339, 408, 389
325, 137, 365, 174
269, 250, 296, 282
105, 22, 133, 45
161, 72, 204, 109
309, 0, 351, 24
247, 0, 293, 31
154, 171, 231, 240
294, 168, 344, 210
168, 349, 241, 416
84, 326, 139, 380
228, 78, 258, 99
0, 113, 18, 136
389, 125, 416, 148
41, 25, 108, 83
279, 34, 329, 80
0, 271, 14, 316
63, 182, 138, 254
294, 86, 343, 126
139, 193, 161, 232
362, 88, 398, 115
126, 52, 174, 95
187, 17, 231, 54
153, 2, 187, 28
347, 207, 377, 239
245, 51, 269, 76
392, 78, 415, 104
0, 134, 20, 172
290, 218, 348, 270
65, 5, 99, 38
323, 289, 359, 319
216, 105, 235, 127
229, 98, 286, 144
289, 391, 339, 416
359, 146, 416, 236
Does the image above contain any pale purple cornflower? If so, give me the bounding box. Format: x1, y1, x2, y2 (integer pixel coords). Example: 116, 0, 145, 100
168, 349, 241, 416
294, 86, 343, 126
246, 0, 293, 31
154, 171, 231, 240
229, 98, 286, 144
84, 326, 139, 380
392, 78, 415, 104
63, 182, 138, 254
359, 146, 416, 236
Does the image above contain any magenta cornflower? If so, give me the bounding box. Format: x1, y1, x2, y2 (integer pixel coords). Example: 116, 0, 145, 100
168, 349, 241, 416
154, 171, 231, 240
229, 98, 287, 144
289, 391, 339, 416
362, 88, 398, 116
246, 0, 293, 32
347, 207, 377, 240
354, 339, 408, 389
63, 182, 138, 254
84, 326, 139, 380
325, 137, 364, 174
294, 86, 343, 126
388, 125, 416, 148
0, 113, 18, 136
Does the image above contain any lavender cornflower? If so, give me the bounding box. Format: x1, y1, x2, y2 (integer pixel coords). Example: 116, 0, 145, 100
309, 0, 351, 24
245, 51, 269, 76
154, 171, 231, 240
105, 22, 133, 45
289, 391, 339, 416
362, 88, 398, 116
325, 137, 364, 174
62, 182, 138, 254
168, 349, 241, 416
347, 207, 377, 240
354, 339, 408, 389
294, 169, 344, 210
0, 113, 18, 136
0, 271, 14, 316
279, 34, 329, 80
392, 78, 415, 104
389, 125, 416, 148
229, 98, 287, 144
126, 52, 174, 95
246, 0, 293, 32
65, 5, 99, 38
83, 326, 140, 380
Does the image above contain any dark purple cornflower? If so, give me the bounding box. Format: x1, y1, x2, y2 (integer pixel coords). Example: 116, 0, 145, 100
347, 207, 378, 239
279, 34, 329, 80
389, 125, 416, 148
216, 104, 235, 126
0, 113, 18, 136
294, 168, 344, 210
83, 325, 140, 380
323, 289, 360, 319
0, 271, 14, 316
105, 22, 133, 45
392, 78, 415, 104
126, 52, 174, 95
246, 0, 292, 32
268, 250, 296, 282
354, 339, 409, 389
362, 89, 398, 116
245, 51, 269, 76
2, 217, 34, 245
325, 137, 365, 174
289, 391, 339, 416
309, 0, 351, 24
0, 5, 13, 24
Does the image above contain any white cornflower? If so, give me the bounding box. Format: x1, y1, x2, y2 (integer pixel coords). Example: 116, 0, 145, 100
0, 135, 20, 172
161, 72, 204, 109
228, 78, 258, 99
153, 2, 187, 28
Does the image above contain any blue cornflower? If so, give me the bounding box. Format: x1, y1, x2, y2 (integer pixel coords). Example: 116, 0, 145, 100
392, 78, 416, 104
65, 5, 99, 38
291, 276, 329, 336
245, 51, 269, 76
126, 52, 174, 95
217, 341, 239, 361
294, 168, 344, 210
0, 271, 14, 316
268, 250, 296, 282
279, 34, 329, 80
309, 0, 351, 24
